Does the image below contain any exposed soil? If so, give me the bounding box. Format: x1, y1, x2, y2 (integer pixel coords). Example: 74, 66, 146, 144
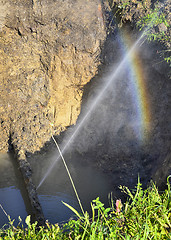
0, 0, 106, 157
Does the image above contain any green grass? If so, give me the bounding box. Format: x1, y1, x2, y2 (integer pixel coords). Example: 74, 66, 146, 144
0, 176, 170, 239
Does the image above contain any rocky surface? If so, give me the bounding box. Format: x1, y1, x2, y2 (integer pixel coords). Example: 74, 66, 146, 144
0, 0, 106, 156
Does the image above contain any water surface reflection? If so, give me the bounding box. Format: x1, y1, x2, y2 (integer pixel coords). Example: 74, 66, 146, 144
29, 145, 115, 224
0, 153, 29, 227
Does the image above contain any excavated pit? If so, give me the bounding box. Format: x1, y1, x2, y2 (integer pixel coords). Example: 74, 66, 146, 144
0, 0, 170, 226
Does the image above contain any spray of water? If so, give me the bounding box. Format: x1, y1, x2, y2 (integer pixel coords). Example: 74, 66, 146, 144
37, 30, 148, 190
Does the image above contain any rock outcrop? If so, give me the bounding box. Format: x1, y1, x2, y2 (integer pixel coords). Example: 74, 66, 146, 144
0, 0, 106, 156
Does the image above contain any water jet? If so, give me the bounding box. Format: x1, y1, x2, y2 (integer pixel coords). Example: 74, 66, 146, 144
37, 30, 147, 190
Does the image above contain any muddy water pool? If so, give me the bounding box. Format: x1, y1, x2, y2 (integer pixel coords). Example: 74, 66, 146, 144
0, 149, 115, 227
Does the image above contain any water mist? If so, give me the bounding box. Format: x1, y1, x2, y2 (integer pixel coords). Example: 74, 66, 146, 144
37, 30, 148, 190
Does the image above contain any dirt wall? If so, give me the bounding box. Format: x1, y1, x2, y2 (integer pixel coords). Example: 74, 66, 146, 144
0, 0, 106, 157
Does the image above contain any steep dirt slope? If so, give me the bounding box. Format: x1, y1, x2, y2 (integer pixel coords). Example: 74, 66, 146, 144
0, 0, 106, 157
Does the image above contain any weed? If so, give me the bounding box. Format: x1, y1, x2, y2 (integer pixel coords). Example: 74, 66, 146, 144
0, 177, 170, 239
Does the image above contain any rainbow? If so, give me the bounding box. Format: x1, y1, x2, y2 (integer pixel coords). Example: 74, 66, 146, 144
117, 29, 151, 141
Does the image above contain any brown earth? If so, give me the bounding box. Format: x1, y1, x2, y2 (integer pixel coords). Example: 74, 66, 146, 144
0, 0, 106, 157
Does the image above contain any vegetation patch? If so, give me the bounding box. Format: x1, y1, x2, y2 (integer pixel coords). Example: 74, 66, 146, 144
108, 0, 171, 67
0, 177, 170, 239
